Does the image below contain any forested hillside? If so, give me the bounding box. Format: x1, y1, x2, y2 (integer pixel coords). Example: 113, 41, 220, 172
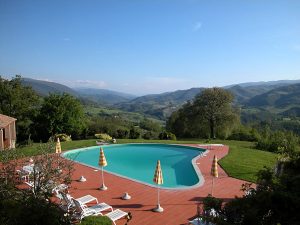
115, 88, 204, 119
21, 78, 78, 96
15, 77, 300, 125
74, 88, 136, 105
246, 83, 300, 108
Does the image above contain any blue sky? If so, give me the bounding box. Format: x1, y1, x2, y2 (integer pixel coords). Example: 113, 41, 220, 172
0, 0, 299, 95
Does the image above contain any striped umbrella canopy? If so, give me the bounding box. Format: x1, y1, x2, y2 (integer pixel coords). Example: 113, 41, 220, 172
98, 147, 108, 190
211, 155, 218, 178
153, 160, 164, 212
153, 160, 163, 185
98, 147, 107, 167
55, 138, 62, 154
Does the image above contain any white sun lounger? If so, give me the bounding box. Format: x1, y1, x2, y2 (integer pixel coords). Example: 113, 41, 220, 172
76, 195, 98, 205
96, 141, 109, 145
73, 198, 113, 220
60, 192, 98, 212
105, 209, 128, 225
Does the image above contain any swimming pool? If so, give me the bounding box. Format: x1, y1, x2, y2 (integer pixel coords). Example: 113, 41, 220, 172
63, 144, 205, 189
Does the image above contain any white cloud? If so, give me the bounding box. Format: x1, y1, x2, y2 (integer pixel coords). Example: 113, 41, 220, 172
193, 21, 202, 31
63, 37, 71, 41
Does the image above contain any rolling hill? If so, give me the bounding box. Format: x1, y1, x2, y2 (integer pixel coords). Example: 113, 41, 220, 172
115, 81, 300, 119
225, 79, 300, 88
115, 88, 204, 119
21, 78, 78, 96
20, 78, 136, 105
20, 77, 300, 121
280, 107, 300, 117
246, 83, 300, 109
74, 88, 136, 105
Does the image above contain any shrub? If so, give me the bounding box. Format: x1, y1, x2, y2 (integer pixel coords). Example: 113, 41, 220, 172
95, 133, 112, 141
81, 216, 112, 225
227, 130, 257, 142
227, 127, 260, 142
255, 130, 298, 155
159, 131, 177, 140
54, 134, 72, 142
114, 129, 129, 139
142, 131, 158, 140
203, 195, 223, 212
0, 194, 72, 225
129, 128, 141, 139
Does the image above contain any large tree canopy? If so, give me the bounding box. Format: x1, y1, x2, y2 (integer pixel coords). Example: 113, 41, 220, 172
194, 87, 236, 138
167, 87, 238, 138
0, 75, 39, 142
35, 93, 86, 141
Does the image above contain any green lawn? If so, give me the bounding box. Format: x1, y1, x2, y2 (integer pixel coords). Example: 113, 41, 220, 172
84, 106, 164, 124
218, 140, 278, 182
15, 139, 278, 183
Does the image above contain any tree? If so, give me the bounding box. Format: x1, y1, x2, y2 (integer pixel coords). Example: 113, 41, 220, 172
255, 130, 298, 155
193, 87, 236, 139
201, 153, 300, 225
139, 118, 162, 133
158, 131, 176, 140
0, 75, 40, 142
129, 127, 141, 139
167, 88, 238, 139
0, 143, 74, 225
167, 101, 207, 138
35, 93, 86, 141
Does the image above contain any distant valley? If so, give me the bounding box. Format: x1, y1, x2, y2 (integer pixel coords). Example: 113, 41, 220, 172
21, 77, 300, 121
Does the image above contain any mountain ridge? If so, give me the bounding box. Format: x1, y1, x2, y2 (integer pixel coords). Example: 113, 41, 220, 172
74, 87, 136, 105
21, 78, 78, 96
20, 77, 300, 120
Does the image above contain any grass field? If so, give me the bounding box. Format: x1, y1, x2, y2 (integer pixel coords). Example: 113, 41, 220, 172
15, 138, 278, 183
217, 140, 277, 182
84, 106, 164, 124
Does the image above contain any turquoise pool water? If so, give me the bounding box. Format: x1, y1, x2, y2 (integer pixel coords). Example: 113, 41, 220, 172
63, 144, 205, 189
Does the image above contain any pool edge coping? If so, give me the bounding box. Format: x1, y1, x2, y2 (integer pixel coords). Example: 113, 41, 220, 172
62, 143, 207, 190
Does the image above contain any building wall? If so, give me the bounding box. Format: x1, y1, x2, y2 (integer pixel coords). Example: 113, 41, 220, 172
0, 128, 3, 150
0, 122, 16, 150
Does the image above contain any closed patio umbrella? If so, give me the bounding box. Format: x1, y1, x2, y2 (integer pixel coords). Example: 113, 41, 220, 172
99, 147, 108, 190
153, 160, 164, 212
211, 155, 218, 196
55, 138, 61, 154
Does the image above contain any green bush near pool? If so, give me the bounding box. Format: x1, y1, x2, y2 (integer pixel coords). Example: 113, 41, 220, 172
81, 216, 112, 225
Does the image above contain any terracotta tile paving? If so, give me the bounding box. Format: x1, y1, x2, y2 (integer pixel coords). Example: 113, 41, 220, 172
66, 144, 248, 225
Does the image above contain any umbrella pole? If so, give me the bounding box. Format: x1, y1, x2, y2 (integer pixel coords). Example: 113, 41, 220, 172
153, 185, 163, 212
157, 185, 160, 206
100, 166, 107, 190
211, 177, 214, 196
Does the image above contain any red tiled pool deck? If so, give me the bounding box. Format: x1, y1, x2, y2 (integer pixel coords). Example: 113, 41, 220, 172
67, 144, 248, 225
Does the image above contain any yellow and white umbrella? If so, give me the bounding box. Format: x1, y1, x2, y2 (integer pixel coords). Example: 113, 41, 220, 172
211, 155, 218, 196
153, 160, 164, 212
55, 138, 62, 154
99, 147, 108, 190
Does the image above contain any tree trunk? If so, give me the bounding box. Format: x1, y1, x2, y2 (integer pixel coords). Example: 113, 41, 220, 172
210, 119, 216, 139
